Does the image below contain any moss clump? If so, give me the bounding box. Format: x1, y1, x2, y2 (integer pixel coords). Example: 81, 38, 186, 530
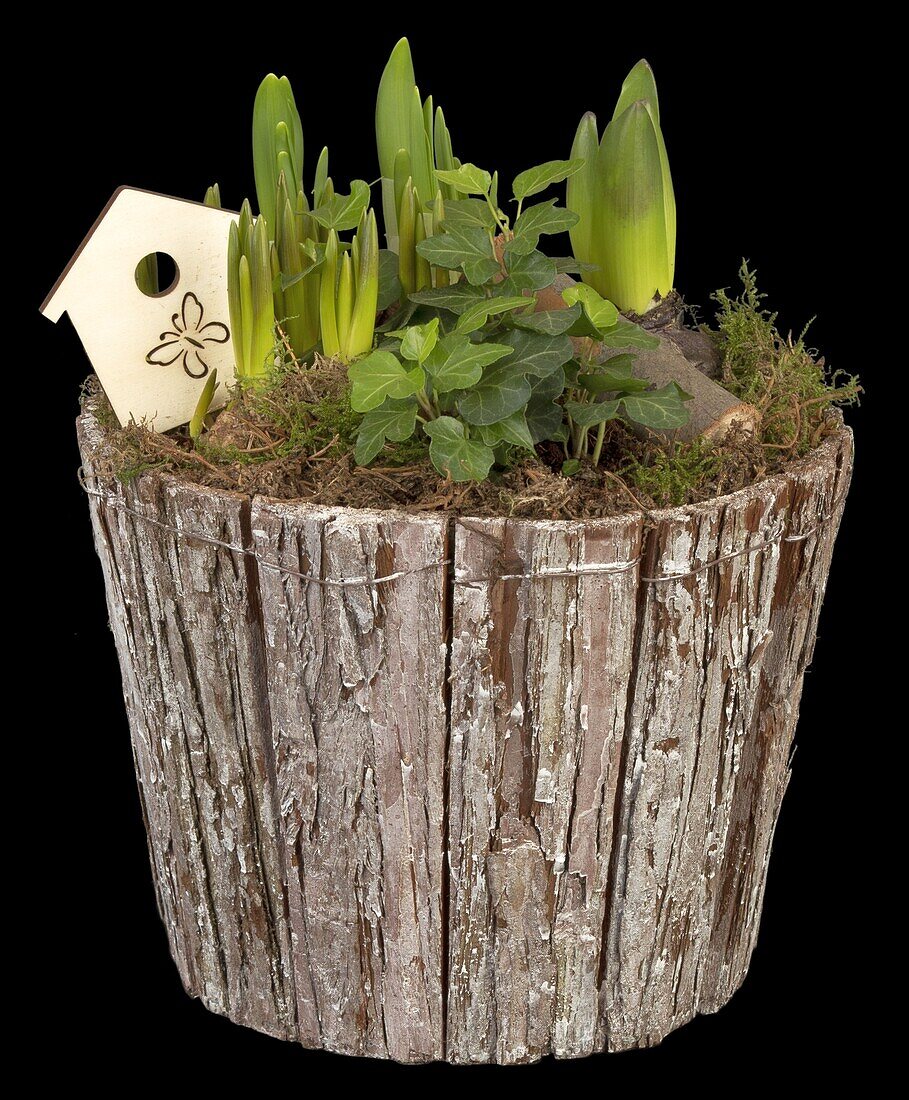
715, 263, 860, 455
622, 438, 727, 508
198, 357, 361, 467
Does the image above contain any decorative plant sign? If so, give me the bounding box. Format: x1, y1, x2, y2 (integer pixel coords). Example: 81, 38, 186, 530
41, 187, 238, 432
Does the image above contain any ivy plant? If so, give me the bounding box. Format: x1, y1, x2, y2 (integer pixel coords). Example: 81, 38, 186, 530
349, 160, 691, 481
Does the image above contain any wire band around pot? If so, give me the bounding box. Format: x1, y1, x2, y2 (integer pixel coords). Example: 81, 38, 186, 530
78, 467, 844, 588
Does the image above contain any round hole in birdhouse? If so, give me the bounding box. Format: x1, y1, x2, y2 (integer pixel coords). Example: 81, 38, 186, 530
134, 252, 179, 298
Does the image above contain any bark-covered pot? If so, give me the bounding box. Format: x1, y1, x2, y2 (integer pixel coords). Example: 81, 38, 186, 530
76, 393, 852, 1065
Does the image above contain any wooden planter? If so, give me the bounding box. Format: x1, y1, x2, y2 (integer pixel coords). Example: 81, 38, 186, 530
77, 395, 853, 1064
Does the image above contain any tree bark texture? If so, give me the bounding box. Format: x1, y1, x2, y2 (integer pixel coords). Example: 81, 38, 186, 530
77, 398, 853, 1064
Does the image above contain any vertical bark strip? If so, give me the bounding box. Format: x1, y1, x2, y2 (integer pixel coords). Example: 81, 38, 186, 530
250, 501, 448, 1063
601, 429, 853, 1051
77, 394, 852, 1065
77, 411, 296, 1040
446, 516, 643, 1064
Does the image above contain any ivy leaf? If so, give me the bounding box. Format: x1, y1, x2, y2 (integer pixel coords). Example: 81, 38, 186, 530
621, 382, 692, 429
500, 249, 557, 293
552, 256, 600, 274
507, 199, 579, 257
477, 411, 536, 452
377, 249, 402, 311
566, 309, 605, 339
424, 334, 512, 393
415, 225, 494, 270
424, 416, 495, 481
408, 284, 487, 314
348, 350, 425, 412
436, 197, 497, 230
599, 316, 662, 350
457, 361, 533, 425
562, 284, 619, 331
512, 158, 585, 202
564, 398, 623, 428
525, 395, 564, 443
577, 355, 649, 393
455, 295, 531, 334
434, 163, 492, 195
400, 317, 439, 364
525, 366, 568, 443
309, 180, 371, 230
501, 329, 574, 378
511, 304, 582, 335
462, 255, 501, 285
355, 399, 419, 464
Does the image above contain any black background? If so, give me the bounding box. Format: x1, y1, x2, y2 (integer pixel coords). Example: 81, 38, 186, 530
31, 19, 879, 1083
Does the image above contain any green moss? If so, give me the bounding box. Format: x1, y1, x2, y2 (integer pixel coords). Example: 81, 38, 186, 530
714, 263, 860, 454
115, 457, 167, 484
382, 434, 431, 466
622, 438, 727, 507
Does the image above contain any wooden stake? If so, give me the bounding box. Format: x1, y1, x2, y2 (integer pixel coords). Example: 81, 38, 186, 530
535, 276, 760, 442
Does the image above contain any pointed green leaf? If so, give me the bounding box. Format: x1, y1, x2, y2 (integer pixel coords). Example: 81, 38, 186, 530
424, 334, 512, 393
457, 362, 533, 426
348, 209, 379, 359
436, 197, 497, 230
408, 284, 487, 313
594, 101, 669, 312
378, 249, 403, 311
564, 398, 623, 428
511, 304, 582, 335
393, 148, 413, 217
203, 183, 221, 208
310, 180, 371, 231
599, 316, 661, 350
477, 411, 535, 452
376, 39, 434, 246
512, 158, 585, 203
562, 284, 619, 331
355, 398, 419, 464
566, 112, 600, 268
189, 369, 218, 441
507, 199, 579, 257
500, 249, 557, 293
348, 349, 425, 412
525, 368, 567, 443
500, 329, 574, 378
434, 163, 492, 195
577, 356, 649, 393
506, 199, 576, 256
314, 146, 330, 207
613, 59, 660, 123
423, 416, 495, 481
454, 295, 530, 334
376, 39, 417, 180
414, 225, 492, 269
609, 61, 674, 291
400, 317, 440, 363
434, 106, 457, 199
253, 74, 303, 230
620, 382, 691, 429
462, 256, 501, 285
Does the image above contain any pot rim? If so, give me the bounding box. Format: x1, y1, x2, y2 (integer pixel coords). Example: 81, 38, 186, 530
80, 395, 851, 531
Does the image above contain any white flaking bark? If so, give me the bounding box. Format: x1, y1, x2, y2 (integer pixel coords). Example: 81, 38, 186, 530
249, 500, 448, 1063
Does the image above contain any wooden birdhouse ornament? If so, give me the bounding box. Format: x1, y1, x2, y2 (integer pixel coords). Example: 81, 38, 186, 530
42, 187, 239, 432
